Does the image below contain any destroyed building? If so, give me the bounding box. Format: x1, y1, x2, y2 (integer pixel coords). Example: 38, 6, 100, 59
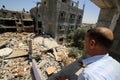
0, 8, 33, 32
30, 0, 84, 42
0, 1, 84, 79
0, 31, 78, 80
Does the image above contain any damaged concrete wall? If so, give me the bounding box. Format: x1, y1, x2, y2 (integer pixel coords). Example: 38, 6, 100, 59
0, 9, 33, 32
30, 0, 84, 42
56, 0, 83, 41
96, 8, 117, 27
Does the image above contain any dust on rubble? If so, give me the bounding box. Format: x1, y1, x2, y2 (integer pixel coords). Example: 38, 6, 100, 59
0, 32, 76, 80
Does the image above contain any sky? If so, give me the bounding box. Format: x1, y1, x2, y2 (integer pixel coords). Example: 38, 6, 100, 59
0, 0, 100, 24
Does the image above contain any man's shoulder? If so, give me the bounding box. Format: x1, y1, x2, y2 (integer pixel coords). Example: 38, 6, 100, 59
79, 55, 120, 80
85, 56, 119, 70
82, 56, 120, 80
106, 56, 120, 65
93, 55, 120, 65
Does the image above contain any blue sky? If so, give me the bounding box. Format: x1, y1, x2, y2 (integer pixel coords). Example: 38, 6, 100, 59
0, 0, 100, 24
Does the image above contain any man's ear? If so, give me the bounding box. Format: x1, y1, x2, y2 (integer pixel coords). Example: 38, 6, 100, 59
89, 40, 96, 49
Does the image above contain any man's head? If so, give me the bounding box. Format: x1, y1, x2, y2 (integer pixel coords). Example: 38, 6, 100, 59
84, 27, 114, 56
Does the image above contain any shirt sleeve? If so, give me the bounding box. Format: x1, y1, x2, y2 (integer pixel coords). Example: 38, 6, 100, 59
77, 72, 95, 80
77, 72, 87, 80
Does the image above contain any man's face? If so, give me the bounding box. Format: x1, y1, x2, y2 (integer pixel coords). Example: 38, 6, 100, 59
84, 34, 90, 53
84, 33, 99, 56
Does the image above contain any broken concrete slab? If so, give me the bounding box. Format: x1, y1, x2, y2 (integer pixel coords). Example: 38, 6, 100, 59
0, 48, 13, 57
53, 48, 59, 61
0, 40, 9, 48
46, 66, 56, 75
5, 49, 28, 59
33, 36, 59, 51
38, 60, 47, 68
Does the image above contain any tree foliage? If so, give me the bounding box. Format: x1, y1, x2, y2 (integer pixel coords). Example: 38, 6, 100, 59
68, 47, 82, 59
72, 27, 87, 49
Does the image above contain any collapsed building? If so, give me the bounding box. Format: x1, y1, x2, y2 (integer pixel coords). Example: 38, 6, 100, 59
0, 32, 78, 80
1, 0, 120, 79
0, 0, 84, 79
30, 0, 84, 42
0, 0, 84, 43
0, 8, 33, 32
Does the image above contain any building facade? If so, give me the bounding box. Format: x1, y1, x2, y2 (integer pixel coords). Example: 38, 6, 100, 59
30, 0, 84, 42
0, 8, 33, 32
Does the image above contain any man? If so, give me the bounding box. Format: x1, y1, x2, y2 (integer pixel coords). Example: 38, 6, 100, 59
78, 27, 120, 80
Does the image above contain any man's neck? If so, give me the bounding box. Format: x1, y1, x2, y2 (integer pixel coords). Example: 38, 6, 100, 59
90, 48, 108, 57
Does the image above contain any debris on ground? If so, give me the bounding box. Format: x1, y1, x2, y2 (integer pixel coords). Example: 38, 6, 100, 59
0, 32, 76, 79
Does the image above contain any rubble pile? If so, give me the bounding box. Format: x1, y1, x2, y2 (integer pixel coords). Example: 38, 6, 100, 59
37, 54, 62, 79
0, 32, 75, 79
0, 58, 31, 80
32, 36, 75, 79
0, 32, 34, 80
36, 52, 75, 79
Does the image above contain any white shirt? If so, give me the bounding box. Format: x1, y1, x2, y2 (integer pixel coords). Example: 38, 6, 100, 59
78, 54, 120, 80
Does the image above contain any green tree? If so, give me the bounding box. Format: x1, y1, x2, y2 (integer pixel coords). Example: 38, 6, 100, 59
73, 27, 87, 49
68, 47, 82, 59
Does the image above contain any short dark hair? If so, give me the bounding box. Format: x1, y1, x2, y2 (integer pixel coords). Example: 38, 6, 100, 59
87, 28, 113, 49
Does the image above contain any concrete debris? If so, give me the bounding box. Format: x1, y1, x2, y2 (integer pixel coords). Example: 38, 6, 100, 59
38, 60, 47, 68
6, 49, 28, 59
0, 57, 31, 80
46, 66, 56, 75
33, 36, 59, 51
53, 48, 59, 61
0, 32, 33, 79
36, 54, 62, 79
0, 40, 9, 48
0, 48, 13, 57
0, 32, 76, 79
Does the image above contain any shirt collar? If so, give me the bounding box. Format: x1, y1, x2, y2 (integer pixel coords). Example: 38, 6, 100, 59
82, 54, 109, 66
